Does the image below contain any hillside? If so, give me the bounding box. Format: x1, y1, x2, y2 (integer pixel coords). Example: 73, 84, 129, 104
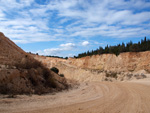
69, 52, 150, 72
0, 32, 27, 65
33, 51, 150, 82
0, 32, 68, 94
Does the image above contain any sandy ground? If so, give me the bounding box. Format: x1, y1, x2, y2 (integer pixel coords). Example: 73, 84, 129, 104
0, 78, 150, 113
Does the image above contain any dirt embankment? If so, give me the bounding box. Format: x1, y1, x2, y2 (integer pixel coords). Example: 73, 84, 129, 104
68, 52, 150, 72
33, 51, 150, 82
0, 32, 68, 95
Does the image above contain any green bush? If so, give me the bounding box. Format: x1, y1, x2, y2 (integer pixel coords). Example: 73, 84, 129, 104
50, 67, 59, 74
59, 74, 64, 77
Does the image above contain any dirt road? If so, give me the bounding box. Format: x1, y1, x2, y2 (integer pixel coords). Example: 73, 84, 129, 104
0, 80, 150, 113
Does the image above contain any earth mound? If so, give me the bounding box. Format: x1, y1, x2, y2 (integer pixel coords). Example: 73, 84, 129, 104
0, 32, 68, 95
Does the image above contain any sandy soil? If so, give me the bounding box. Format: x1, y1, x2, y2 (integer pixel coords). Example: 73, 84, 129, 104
0, 78, 150, 113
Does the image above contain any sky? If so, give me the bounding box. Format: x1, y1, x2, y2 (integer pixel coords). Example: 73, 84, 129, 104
0, 0, 150, 57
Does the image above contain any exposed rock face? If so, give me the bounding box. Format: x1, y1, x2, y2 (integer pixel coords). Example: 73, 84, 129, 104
68, 52, 150, 73
0, 32, 68, 94
33, 51, 150, 82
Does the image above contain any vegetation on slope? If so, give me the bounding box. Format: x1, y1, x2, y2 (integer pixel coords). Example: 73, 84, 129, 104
50, 67, 65, 77
75, 37, 150, 58
0, 56, 68, 95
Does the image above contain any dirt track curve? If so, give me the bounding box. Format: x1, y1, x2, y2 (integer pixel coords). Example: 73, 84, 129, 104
1, 80, 150, 113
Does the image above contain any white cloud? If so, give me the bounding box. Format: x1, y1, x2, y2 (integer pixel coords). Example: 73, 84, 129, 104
0, 10, 5, 17
0, 0, 52, 43
60, 43, 76, 48
0, 0, 34, 10
46, 0, 150, 39
47, 0, 150, 26
0, 0, 150, 45
43, 48, 64, 55
82, 41, 90, 46
38, 43, 76, 56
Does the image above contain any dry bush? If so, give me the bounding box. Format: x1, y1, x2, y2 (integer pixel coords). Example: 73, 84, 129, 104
15, 57, 42, 69
59, 74, 64, 77
105, 72, 117, 78
0, 55, 68, 95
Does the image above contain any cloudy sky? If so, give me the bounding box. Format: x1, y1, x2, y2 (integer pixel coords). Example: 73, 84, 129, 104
0, 0, 150, 57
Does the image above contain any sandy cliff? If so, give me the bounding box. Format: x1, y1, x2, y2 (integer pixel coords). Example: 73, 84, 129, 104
68, 52, 150, 72
33, 51, 150, 82
33, 55, 67, 68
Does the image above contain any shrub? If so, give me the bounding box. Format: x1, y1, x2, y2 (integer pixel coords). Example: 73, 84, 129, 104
106, 72, 117, 78
15, 58, 42, 69
50, 67, 59, 74
59, 74, 64, 77
42, 67, 51, 79
0, 84, 9, 94
46, 77, 57, 88
1, 54, 68, 94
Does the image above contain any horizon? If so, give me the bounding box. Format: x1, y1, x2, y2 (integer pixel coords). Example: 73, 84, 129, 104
30, 36, 150, 58
0, 0, 150, 57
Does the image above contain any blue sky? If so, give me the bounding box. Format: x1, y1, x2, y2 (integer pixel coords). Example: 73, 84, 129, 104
0, 0, 150, 57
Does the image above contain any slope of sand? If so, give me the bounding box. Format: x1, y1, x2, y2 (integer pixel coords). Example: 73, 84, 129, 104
0, 78, 150, 113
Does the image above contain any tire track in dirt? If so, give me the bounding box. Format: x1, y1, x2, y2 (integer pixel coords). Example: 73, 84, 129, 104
1, 81, 150, 113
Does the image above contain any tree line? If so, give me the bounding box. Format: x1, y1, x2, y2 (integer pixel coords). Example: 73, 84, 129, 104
74, 37, 150, 58
46, 55, 68, 59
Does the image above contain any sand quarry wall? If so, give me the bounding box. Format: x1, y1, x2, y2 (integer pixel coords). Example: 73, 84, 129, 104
68, 52, 150, 73
33, 51, 150, 82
